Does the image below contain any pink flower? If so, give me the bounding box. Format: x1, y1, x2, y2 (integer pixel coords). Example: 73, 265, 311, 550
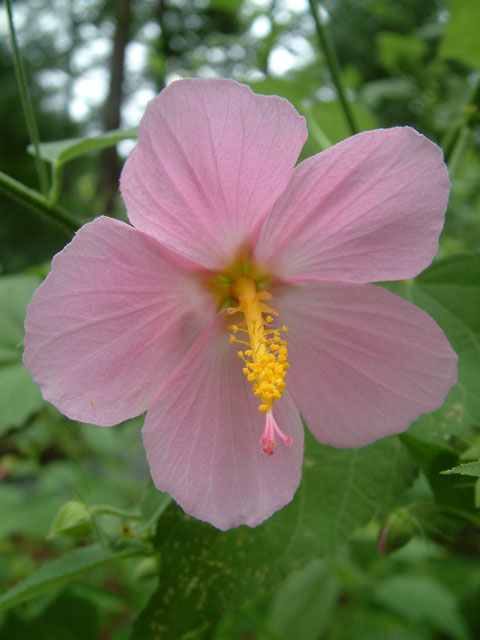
24, 79, 457, 530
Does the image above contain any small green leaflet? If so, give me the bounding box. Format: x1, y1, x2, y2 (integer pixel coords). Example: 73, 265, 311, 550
28, 126, 139, 166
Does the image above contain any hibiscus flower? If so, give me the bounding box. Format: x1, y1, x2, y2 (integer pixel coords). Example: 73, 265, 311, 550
24, 79, 457, 530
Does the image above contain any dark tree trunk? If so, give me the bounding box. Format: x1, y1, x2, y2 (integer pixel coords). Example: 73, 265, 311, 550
97, 0, 131, 214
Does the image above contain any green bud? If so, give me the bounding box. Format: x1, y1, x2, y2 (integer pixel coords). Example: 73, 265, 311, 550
378, 508, 417, 554
131, 556, 159, 583
48, 500, 93, 540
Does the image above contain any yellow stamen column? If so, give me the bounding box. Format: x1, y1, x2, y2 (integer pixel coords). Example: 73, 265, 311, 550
229, 276, 289, 415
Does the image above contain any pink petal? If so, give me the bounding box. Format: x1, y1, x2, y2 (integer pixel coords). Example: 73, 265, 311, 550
120, 78, 307, 268
142, 317, 304, 530
256, 127, 450, 283
24, 217, 211, 425
276, 282, 457, 448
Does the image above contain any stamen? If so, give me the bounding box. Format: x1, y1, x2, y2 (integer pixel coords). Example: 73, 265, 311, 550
228, 275, 292, 451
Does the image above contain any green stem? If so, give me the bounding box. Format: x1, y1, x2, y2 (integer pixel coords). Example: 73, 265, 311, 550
443, 76, 480, 165
308, 0, 358, 135
0, 169, 80, 234
139, 495, 173, 533
447, 126, 472, 178
90, 505, 144, 521
5, 0, 49, 196
48, 163, 64, 206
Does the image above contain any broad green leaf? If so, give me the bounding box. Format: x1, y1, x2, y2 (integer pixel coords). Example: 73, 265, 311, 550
267, 559, 340, 640
0, 592, 99, 640
377, 31, 428, 71
442, 461, 480, 477
0, 544, 145, 612
0, 274, 43, 435
304, 100, 378, 145
28, 126, 139, 166
372, 575, 469, 640
328, 606, 427, 640
439, 0, 480, 69
400, 433, 474, 510
249, 73, 378, 149
131, 434, 415, 639
139, 482, 172, 532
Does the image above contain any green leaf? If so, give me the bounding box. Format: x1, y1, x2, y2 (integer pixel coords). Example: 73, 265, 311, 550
372, 575, 469, 640
248, 73, 378, 149
440, 0, 480, 69
28, 126, 139, 166
377, 31, 428, 72
442, 461, 480, 477
400, 433, 473, 510
267, 559, 340, 640
0, 274, 43, 435
131, 434, 415, 639
139, 482, 172, 532
0, 592, 99, 640
328, 606, 427, 640
0, 544, 144, 612
304, 100, 378, 146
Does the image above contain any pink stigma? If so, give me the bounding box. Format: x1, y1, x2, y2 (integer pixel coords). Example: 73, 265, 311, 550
261, 411, 292, 456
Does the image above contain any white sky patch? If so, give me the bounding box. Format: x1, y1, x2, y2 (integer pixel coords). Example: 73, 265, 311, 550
229, 43, 246, 60
0, 2, 26, 35
206, 46, 227, 64
70, 67, 109, 121
126, 41, 148, 74
246, 69, 267, 82
71, 38, 111, 73
268, 35, 314, 75
36, 10, 58, 34
77, 21, 98, 42
248, 0, 271, 8
165, 72, 185, 85
269, 46, 297, 75
249, 15, 272, 38
197, 65, 219, 78
139, 21, 161, 40
37, 69, 69, 90
121, 85, 156, 127
117, 139, 137, 158
284, 0, 309, 13
316, 86, 336, 101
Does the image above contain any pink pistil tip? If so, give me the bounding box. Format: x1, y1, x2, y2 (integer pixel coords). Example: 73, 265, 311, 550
260, 411, 292, 456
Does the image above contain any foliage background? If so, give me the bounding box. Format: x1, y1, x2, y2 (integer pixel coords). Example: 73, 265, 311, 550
0, 0, 480, 638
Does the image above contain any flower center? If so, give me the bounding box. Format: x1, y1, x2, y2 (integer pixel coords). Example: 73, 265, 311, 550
227, 275, 291, 455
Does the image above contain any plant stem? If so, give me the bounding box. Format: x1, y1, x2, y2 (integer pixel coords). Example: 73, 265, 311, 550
91, 505, 144, 521
443, 75, 480, 166
5, 0, 49, 196
0, 169, 80, 234
308, 0, 358, 136
48, 163, 64, 207
447, 125, 472, 178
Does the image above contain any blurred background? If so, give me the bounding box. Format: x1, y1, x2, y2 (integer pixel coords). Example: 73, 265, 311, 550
1, 0, 479, 273
1, 1, 480, 638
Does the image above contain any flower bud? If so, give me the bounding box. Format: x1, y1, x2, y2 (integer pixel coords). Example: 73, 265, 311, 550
378, 508, 417, 554
48, 500, 92, 540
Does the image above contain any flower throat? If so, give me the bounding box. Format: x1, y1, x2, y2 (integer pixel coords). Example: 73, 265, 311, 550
227, 275, 292, 456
